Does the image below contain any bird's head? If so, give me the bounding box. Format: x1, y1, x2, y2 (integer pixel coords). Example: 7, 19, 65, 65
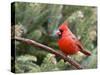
56, 21, 69, 37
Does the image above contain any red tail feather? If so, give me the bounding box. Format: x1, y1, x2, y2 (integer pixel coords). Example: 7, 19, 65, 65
79, 49, 91, 56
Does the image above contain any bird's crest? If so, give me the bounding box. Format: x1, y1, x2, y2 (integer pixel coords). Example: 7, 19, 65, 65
59, 21, 69, 31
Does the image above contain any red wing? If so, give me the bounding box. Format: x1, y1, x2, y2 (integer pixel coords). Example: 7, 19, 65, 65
72, 37, 91, 56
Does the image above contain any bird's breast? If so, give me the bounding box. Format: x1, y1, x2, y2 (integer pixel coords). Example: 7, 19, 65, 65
58, 36, 79, 55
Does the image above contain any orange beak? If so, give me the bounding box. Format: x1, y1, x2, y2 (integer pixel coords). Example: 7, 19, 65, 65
56, 30, 61, 36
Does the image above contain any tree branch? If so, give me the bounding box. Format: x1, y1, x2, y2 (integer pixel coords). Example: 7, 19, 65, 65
14, 37, 83, 69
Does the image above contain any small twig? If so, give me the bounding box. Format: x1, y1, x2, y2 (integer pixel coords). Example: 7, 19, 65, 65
14, 37, 83, 69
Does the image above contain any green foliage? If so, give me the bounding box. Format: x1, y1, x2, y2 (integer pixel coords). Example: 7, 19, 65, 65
57, 59, 69, 70
81, 48, 97, 69
15, 55, 41, 73
12, 2, 97, 73
40, 53, 58, 71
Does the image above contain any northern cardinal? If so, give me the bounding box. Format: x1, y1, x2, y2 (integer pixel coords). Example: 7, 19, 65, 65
56, 21, 91, 56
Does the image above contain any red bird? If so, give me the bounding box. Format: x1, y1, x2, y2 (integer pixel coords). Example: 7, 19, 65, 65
57, 22, 91, 56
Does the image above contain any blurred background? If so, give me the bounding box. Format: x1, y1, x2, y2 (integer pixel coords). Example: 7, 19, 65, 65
11, 2, 97, 73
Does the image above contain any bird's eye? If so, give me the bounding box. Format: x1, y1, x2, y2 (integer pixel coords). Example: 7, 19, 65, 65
59, 29, 63, 32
